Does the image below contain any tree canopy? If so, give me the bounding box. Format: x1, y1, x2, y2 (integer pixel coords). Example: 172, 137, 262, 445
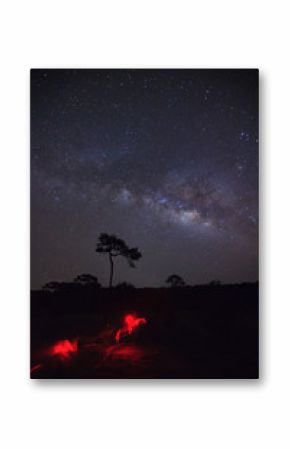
96, 233, 142, 287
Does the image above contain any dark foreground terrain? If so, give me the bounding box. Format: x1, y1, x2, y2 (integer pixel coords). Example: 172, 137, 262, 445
31, 283, 258, 379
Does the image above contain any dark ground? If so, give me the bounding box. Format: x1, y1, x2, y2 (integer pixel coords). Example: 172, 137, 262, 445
30, 283, 259, 379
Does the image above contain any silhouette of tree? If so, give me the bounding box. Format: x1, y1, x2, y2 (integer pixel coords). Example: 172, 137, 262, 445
95, 233, 142, 287
43, 275, 101, 293
42, 281, 78, 293
208, 279, 222, 286
115, 281, 136, 290
74, 273, 101, 287
166, 274, 186, 287
42, 281, 63, 292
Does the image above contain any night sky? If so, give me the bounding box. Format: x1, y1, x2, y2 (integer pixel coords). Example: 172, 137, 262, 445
31, 69, 258, 289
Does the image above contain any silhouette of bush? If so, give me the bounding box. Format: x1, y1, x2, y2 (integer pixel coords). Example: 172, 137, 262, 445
208, 280, 222, 286
166, 274, 186, 287
74, 273, 101, 288
42, 281, 80, 293
115, 282, 136, 290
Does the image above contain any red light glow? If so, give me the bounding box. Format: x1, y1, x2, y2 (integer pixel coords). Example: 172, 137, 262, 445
31, 363, 43, 373
105, 344, 144, 362
49, 339, 78, 360
115, 314, 147, 343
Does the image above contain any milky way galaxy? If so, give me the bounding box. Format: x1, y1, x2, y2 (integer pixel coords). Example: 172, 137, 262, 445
31, 69, 258, 288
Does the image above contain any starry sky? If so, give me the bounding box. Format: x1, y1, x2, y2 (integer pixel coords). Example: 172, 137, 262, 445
31, 69, 258, 289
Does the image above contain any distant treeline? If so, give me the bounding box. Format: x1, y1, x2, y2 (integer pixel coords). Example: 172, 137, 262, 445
35, 276, 257, 293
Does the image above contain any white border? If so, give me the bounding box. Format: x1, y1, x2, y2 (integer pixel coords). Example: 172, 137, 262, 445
0, 1, 289, 448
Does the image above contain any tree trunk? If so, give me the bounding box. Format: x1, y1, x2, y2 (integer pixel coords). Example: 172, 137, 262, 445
109, 254, 114, 288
